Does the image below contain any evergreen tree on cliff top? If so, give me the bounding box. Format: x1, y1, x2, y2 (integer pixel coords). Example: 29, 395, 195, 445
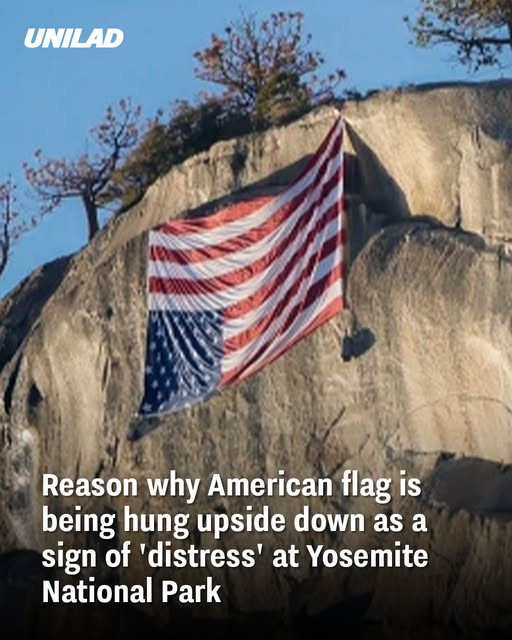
406, 0, 512, 69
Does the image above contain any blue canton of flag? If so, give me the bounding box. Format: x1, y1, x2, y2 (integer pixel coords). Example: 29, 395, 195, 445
139, 310, 223, 416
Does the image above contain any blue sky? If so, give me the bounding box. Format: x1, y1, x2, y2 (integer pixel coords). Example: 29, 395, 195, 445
0, 0, 507, 296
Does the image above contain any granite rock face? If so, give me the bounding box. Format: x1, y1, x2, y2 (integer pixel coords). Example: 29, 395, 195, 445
1, 81, 512, 636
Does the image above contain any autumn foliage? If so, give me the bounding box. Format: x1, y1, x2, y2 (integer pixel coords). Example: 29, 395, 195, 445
193, 11, 345, 121
103, 12, 347, 213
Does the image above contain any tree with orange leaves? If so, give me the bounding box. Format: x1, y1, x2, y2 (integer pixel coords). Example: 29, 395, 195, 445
193, 11, 345, 119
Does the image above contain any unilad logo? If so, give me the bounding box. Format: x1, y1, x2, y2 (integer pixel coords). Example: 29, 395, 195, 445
24, 28, 124, 49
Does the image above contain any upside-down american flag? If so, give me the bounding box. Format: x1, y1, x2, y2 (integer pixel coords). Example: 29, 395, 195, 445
138, 117, 345, 417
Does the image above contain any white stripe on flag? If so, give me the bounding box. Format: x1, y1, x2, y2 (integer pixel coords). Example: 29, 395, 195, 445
149, 119, 343, 251
148, 155, 342, 280
148, 186, 342, 311
222, 278, 343, 381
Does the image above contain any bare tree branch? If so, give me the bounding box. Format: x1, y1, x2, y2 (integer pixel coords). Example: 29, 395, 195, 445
0, 178, 39, 281
405, 0, 512, 69
23, 98, 144, 242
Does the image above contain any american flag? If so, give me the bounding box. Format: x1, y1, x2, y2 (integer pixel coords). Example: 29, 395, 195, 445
139, 117, 345, 416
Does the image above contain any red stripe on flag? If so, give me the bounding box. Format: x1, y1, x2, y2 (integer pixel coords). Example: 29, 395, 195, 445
223, 251, 343, 353
223, 227, 344, 321
221, 295, 343, 387
154, 124, 342, 237
151, 137, 340, 263
288, 119, 344, 184
154, 197, 273, 238
223, 226, 339, 320
150, 181, 309, 261
149, 200, 341, 297
221, 262, 343, 384
149, 170, 343, 296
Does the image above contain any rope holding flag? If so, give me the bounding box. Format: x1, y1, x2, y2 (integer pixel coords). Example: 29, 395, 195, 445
137, 116, 346, 419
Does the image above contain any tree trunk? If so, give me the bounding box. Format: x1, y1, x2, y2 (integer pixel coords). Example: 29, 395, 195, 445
0, 246, 8, 279
82, 196, 99, 242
